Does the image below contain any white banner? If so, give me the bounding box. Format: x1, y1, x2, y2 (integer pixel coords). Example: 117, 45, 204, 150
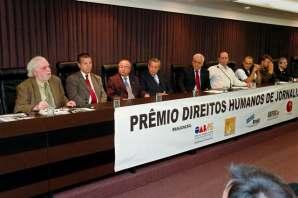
114, 83, 298, 172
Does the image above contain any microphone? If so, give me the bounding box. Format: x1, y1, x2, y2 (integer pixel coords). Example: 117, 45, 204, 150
217, 65, 233, 91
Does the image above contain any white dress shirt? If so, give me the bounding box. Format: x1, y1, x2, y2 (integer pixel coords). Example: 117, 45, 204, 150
235, 68, 257, 81
121, 75, 132, 87
153, 74, 160, 84
208, 64, 247, 89
121, 75, 135, 99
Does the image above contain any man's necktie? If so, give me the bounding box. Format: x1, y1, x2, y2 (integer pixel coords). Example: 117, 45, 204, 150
124, 77, 135, 99
85, 74, 97, 104
44, 82, 55, 108
195, 70, 201, 90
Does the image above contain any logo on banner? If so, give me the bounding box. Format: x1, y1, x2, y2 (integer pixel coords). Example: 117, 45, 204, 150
286, 100, 293, 113
246, 114, 260, 127
267, 110, 279, 120
225, 117, 236, 136
194, 123, 214, 143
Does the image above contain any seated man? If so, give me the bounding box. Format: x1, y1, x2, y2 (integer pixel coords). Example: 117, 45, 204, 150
223, 164, 296, 198
66, 53, 107, 107
178, 53, 211, 92
209, 51, 247, 89
107, 59, 148, 100
275, 57, 291, 82
235, 56, 261, 83
140, 58, 172, 96
14, 56, 76, 113
259, 54, 275, 84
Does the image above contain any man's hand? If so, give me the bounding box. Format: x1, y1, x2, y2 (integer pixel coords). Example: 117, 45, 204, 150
268, 62, 274, 74
66, 100, 76, 107
33, 101, 49, 111
252, 64, 260, 73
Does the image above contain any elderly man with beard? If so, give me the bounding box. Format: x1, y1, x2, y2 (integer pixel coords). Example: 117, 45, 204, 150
14, 56, 76, 113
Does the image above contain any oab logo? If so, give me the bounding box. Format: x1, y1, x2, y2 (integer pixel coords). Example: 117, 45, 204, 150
194, 123, 214, 143
246, 114, 260, 127
225, 117, 236, 136
286, 100, 293, 113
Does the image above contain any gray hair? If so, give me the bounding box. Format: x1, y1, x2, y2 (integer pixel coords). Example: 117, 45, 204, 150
193, 53, 205, 62
27, 56, 48, 77
227, 164, 296, 198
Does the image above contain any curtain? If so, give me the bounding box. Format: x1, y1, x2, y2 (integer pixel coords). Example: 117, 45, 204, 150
0, 0, 297, 78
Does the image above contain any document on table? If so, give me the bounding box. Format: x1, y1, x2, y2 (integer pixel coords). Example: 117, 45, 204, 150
232, 86, 249, 90
0, 113, 34, 122
204, 90, 224, 94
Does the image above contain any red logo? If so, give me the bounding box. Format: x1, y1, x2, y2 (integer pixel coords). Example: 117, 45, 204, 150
286, 100, 293, 112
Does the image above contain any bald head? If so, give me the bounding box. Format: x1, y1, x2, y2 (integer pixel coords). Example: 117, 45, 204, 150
192, 53, 205, 70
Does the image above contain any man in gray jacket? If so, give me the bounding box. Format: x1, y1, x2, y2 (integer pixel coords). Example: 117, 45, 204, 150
66, 53, 107, 107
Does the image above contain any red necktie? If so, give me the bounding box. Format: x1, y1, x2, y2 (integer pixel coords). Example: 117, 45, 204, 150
195, 70, 201, 90
85, 74, 97, 104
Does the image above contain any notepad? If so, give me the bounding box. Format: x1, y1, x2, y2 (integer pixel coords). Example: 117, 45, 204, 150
204, 90, 224, 94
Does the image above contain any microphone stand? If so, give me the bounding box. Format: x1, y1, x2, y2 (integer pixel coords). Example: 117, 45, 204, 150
217, 65, 233, 91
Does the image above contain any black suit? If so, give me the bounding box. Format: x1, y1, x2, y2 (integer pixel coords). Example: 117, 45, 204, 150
177, 66, 211, 92
274, 66, 291, 82
140, 71, 172, 96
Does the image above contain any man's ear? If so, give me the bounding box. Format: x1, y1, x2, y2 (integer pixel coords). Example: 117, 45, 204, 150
222, 180, 234, 198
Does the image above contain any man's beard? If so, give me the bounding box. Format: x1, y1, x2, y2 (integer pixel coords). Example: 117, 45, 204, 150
39, 73, 51, 82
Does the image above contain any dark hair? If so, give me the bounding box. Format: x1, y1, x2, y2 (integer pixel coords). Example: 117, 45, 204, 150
118, 59, 132, 66
259, 54, 273, 63
219, 51, 229, 58
227, 164, 296, 198
77, 52, 91, 63
243, 56, 253, 62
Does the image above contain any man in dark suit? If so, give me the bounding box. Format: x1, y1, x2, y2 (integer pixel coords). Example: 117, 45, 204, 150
107, 59, 148, 100
14, 56, 76, 113
178, 53, 211, 93
274, 57, 291, 82
140, 58, 172, 96
66, 53, 107, 107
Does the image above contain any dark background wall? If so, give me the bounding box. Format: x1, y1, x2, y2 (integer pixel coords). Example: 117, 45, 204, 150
1, 0, 298, 78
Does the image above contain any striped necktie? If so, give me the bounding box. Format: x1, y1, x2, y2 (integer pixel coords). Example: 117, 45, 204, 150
85, 74, 97, 104
124, 77, 135, 99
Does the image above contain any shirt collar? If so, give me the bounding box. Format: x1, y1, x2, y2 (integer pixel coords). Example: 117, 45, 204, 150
81, 71, 90, 79
218, 64, 228, 70
36, 78, 48, 88
121, 75, 129, 80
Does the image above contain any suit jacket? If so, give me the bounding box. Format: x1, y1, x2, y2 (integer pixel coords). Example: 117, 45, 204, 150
260, 68, 275, 84
107, 73, 145, 100
177, 66, 211, 92
140, 71, 173, 96
66, 72, 107, 107
14, 75, 68, 113
274, 66, 290, 82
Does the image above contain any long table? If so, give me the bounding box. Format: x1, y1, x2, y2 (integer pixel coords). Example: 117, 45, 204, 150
0, 84, 297, 197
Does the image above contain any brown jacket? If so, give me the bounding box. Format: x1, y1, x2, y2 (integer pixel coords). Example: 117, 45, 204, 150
14, 75, 68, 113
